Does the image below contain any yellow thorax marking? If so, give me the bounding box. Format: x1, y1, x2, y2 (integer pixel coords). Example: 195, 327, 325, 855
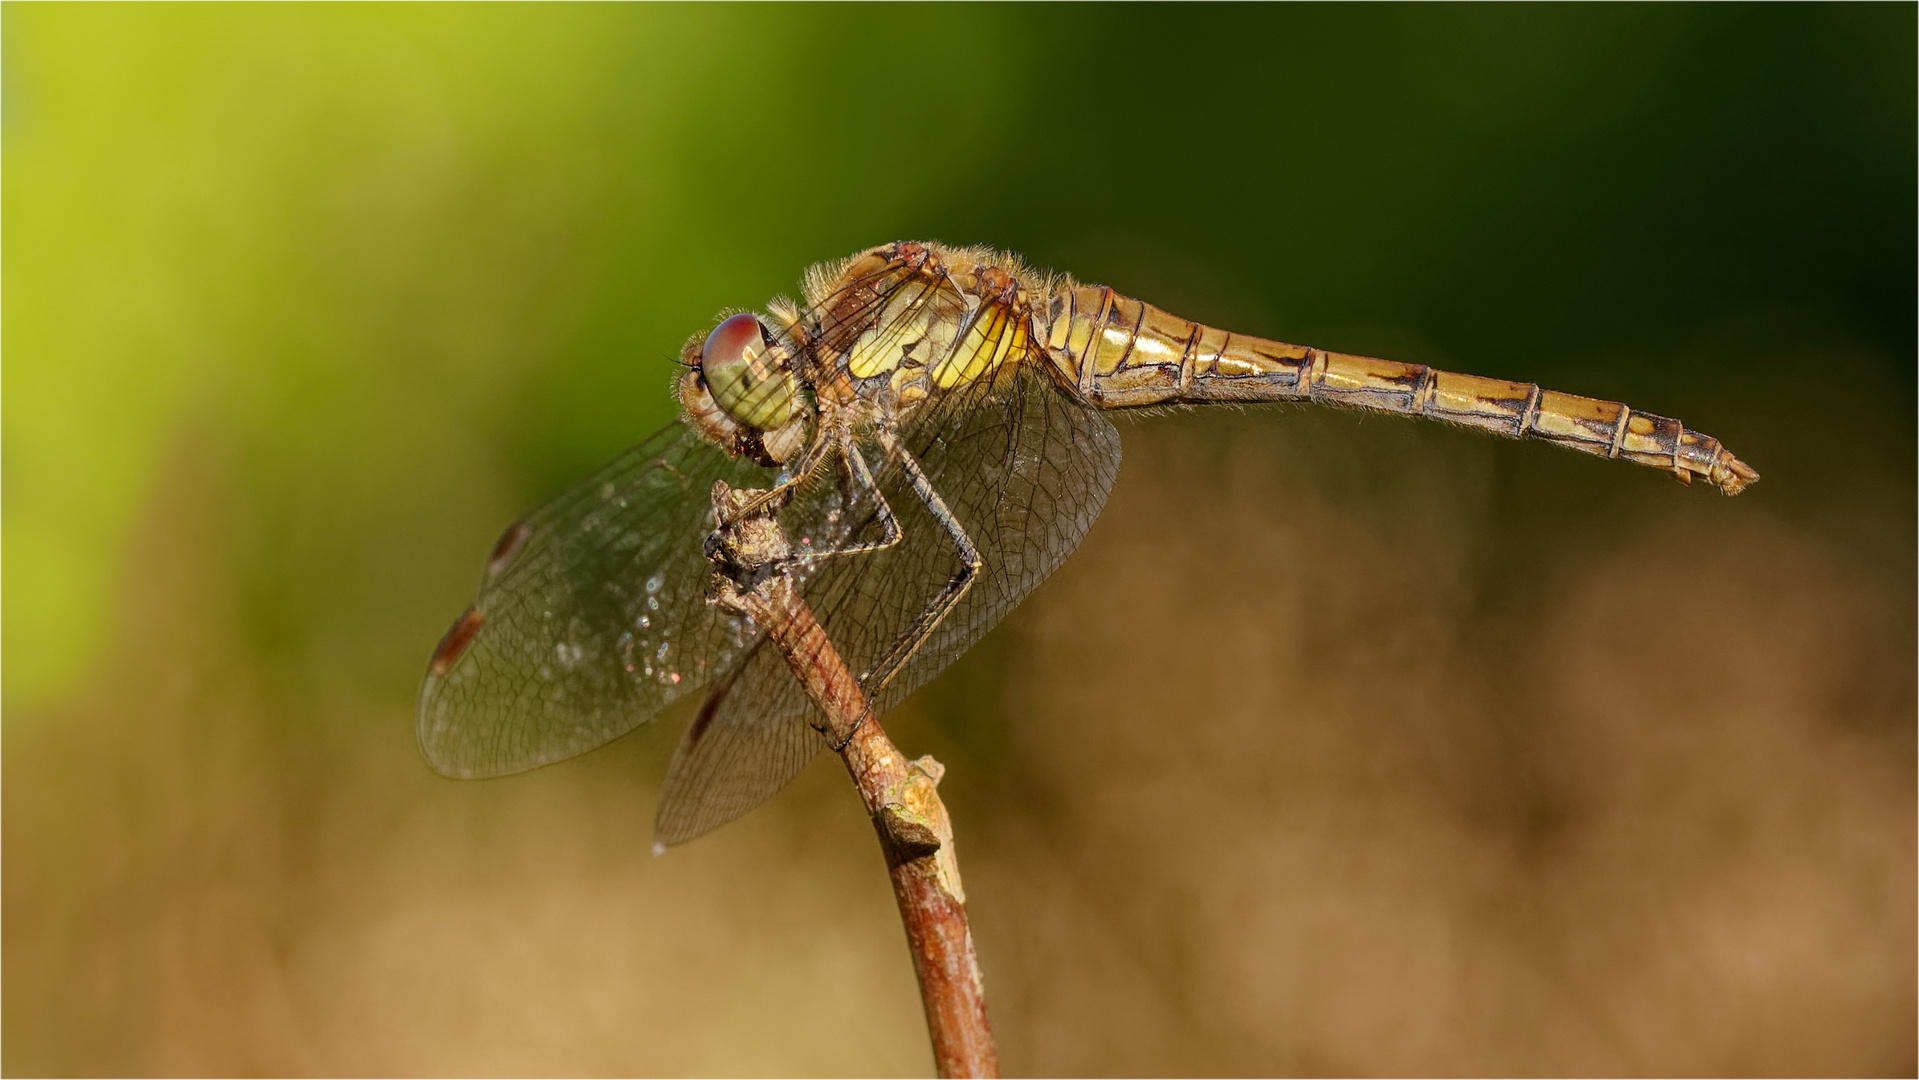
930, 267, 1027, 389
847, 274, 963, 380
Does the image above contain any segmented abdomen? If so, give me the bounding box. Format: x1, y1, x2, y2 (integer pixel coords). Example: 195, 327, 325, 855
1040, 285, 1757, 495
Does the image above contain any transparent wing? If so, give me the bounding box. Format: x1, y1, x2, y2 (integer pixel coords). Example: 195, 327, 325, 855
417, 421, 772, 778
654, 363, 1122, 845
416, 248, 937, 782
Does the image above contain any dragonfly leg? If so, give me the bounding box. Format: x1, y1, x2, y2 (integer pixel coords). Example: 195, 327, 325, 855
777, 431, 906, 569
724, 432, 835, 525
854, 431, 983, 711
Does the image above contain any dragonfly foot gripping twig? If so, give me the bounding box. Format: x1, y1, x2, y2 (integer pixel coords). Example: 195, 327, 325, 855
706, 480, 999, 1079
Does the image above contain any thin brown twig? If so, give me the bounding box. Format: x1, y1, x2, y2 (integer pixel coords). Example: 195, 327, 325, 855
707, 480, 999, 1079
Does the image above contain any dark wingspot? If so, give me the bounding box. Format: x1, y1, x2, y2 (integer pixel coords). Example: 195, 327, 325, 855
486, 521, 531, 578
687, 683, 728, 747
429, 607, 485, 675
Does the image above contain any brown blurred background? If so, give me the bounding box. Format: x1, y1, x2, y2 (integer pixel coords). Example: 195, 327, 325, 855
4, 5, 1912, 1076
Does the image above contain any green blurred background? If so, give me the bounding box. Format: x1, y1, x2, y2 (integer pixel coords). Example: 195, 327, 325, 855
5, 4, 1913, 1075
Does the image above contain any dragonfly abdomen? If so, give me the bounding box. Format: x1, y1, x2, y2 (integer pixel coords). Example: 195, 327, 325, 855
1043, 285, 1756, 494
1043, 285, 1309, 408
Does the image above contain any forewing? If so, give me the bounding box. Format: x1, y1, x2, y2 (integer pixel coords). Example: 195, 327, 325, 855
418, 247, 940, 785
654, 363, 1122, 845
418, 421, 771, 778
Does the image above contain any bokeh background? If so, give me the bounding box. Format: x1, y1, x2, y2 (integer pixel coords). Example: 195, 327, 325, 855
5, 5, 1913, 1075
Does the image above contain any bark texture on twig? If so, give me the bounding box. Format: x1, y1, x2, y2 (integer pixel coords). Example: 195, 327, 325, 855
708, 481, 999, 1079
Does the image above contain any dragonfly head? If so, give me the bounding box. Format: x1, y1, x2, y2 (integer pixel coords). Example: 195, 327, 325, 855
679, 312, 809, 466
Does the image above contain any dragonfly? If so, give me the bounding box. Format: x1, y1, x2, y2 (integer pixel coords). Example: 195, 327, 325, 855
418, 241, 1758, 847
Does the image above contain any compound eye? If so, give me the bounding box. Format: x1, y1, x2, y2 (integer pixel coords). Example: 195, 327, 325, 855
700, 313, 795, 430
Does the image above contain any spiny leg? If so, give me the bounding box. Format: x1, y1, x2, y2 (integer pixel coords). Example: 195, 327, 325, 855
777, 431, 906, 570
723, 432, 835, 526
855, 430, 983, 708
724, 426, 981, 752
